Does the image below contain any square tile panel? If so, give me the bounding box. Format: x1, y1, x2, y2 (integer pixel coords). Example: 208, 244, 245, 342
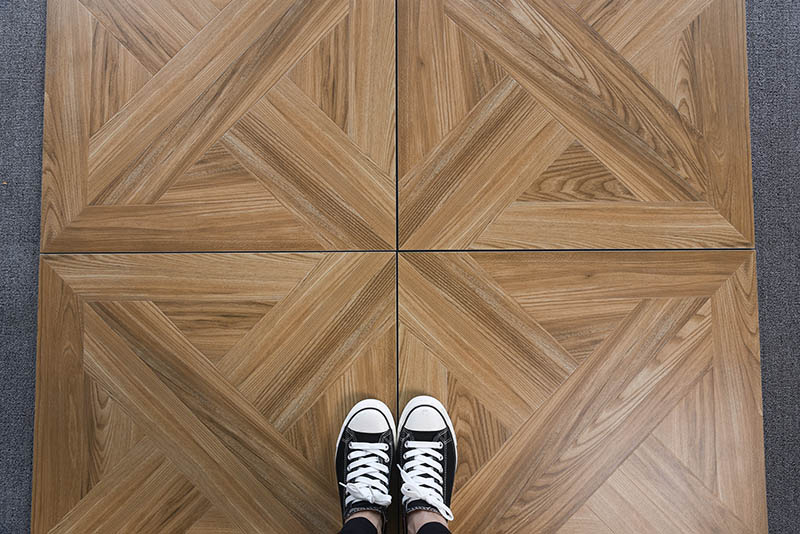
32, 252, 396, 533
399, 0, 754, 249
41, 0, 395, 252
399, 251, 766, 532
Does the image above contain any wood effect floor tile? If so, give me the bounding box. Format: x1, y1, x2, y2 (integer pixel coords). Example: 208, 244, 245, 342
399, 0, 753, 249
41, 0, 395, 253
32, 253, 396, 534
399, 251, 766, 533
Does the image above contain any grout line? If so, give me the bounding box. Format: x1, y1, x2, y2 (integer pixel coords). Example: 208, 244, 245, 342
38, 249, 396, 255
37, 247, 758, 256
395, 1, 401, 530
398, 247, 757, 253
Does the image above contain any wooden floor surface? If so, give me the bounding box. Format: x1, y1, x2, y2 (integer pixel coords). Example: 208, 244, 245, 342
34, 0, 765, 532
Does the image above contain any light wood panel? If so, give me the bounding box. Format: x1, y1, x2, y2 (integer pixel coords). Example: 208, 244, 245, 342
31, 253, 396, 533
399, 0, 754, 249
399, 251, 767, 533
41, 0, 395, 252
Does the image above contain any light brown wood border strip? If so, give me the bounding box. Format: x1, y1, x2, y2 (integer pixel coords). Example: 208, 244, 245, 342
43, 203, 325, 253
30, 260, 87, 534
474, 202, 750, 250
694, 0, 755, 243
43, 253, 321, 302
712, 253, 768, 531
40, 0, 91, 251
471, 250, 751, 301
348, 0, 397, 177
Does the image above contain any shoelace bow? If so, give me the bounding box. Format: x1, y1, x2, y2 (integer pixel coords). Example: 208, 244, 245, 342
341, 442, 392, 507
398, 440, 454, 521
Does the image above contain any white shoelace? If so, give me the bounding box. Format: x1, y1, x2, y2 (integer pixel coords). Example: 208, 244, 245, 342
398, 440, 454, 521
341, 442, 392, 507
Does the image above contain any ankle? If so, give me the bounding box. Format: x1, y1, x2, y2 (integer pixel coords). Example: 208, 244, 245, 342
407, 510, 447, 534
347, 511, 382, 534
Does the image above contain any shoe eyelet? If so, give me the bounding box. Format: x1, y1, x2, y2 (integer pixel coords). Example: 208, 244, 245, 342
437, 442, 443, 449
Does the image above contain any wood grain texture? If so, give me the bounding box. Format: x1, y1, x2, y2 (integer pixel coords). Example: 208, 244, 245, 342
41, 0, 395, 252
36, 1, 764, 532
399, 251, 766, 533
399, 0, 754, 249
32, 253, 395, 533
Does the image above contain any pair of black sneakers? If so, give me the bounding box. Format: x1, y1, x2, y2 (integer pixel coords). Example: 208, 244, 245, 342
335, 396, 457, 532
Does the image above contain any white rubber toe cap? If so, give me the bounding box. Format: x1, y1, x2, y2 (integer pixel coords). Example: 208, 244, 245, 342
349, 408, 391, 433
404, 405, 446, 432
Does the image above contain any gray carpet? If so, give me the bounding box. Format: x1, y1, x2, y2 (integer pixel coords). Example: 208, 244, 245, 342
0, 1, 797, 532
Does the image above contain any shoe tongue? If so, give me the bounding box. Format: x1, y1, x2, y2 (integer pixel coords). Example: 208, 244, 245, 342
351, 429, 384, 443
406, 429, 441, 442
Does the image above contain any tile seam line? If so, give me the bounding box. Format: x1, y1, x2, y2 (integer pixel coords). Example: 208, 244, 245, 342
37, 247, 756, 256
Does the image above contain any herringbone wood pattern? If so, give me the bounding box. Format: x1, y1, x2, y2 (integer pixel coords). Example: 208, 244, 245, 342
35, 0, 766, 532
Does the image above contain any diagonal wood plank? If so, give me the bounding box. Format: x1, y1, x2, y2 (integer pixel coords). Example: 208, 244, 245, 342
223, 77, 395, 249
224, 253, 396, 428
88, 300, 341, 531
82, 305, 307, 534
398, 0, 506, 177
399, 77, 574, 248
88, 0, 348, 205
445, 0, 709, 203
400, 253, 577, 426
79, 0, 221, 74
450, 297, 713, 532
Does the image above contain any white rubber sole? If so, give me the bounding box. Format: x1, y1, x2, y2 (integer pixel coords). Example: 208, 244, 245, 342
335, 398, 397, 462
398, 395, 457, 465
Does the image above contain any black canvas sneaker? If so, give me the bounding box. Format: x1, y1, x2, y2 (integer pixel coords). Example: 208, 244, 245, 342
335, 399, 396, 528
397, 395, 457, 526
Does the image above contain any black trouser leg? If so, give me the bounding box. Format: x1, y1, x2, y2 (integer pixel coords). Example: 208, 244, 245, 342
340, 517, 378, 534
416, 522, 452, 534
